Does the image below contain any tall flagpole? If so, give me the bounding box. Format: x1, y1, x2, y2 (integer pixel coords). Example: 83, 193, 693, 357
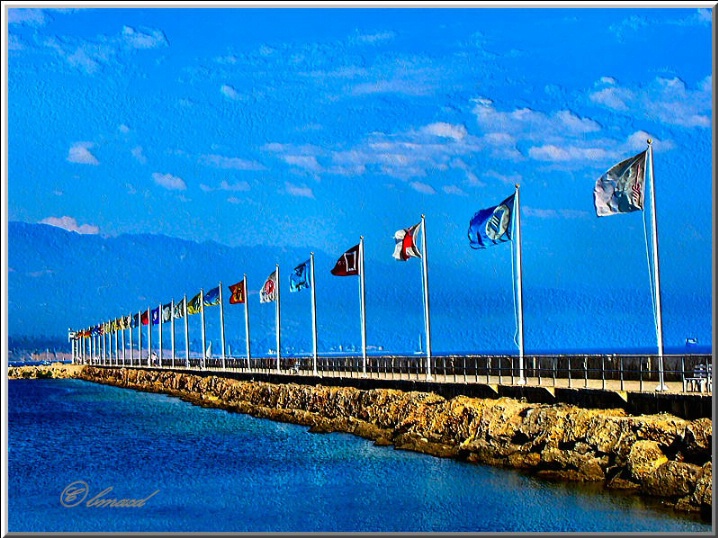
647, 140, 667, 392
138, 311, 143, 368
276, 264, 281, 372
121, 321, 125, 366
420, 215, 432, 381
171, 300, 175, 369
310, 253, 318, 376
219, 281, 226, 370
200, 289, 206, 369
183, 295, 190, 368
158, 304, 163, 368
514, 184, 526, 385
147, 308, 152, 367
359, 236, 367, 376
244, 274, 251, 367
129, 316, 134, 366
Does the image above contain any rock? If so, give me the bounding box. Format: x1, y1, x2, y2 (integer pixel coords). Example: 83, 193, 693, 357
642, 461, 701, 498
627, 440, 668, 481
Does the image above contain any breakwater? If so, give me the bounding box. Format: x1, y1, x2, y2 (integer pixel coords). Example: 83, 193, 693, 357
47, 365, 709, 517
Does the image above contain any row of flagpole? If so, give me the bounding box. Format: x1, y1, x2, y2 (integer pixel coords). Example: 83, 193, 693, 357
69, 141, 666, 390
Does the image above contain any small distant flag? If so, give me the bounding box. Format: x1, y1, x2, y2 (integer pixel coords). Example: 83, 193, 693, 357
131, 313, 140, 328
151, 307, 161, 325
162, 303, 173, 323
331, 244, 360, 276
593, 150, 647, 217
260, 270, 277, 303
141, 311, 150, 325
468, 193, 515, 249
203, 286, 221, 307
228, 280, 246, 304
187, 292, 203, 315
289, 260, 311, 292
393, 222, 422, 261
174, 298, 186, 319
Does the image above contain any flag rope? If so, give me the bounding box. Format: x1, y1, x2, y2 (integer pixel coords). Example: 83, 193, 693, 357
641, 175, 659, 336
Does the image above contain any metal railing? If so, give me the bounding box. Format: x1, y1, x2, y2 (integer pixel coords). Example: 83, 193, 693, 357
73, 352, 713, 394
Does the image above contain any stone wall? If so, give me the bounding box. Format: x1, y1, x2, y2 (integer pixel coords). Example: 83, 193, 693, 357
70, 366, 711, 516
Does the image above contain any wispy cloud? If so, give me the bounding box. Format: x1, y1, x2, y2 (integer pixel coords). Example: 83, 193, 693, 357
40, 216, 99, 234
420, 122, 468, 141
152, 172, 186, 191
285, 182, 314, 198
8, 8, 47, 26
131, 146, 147, 164
589, 76, 711, 128
443, 185, 467, 196
201, 180, 251, 192
609, 15, 648, 42
200, 153, 265, 170
67, 142, 99, 165
523, 206, 589, 219
121, 26, 168, 49
119, 124, 131, 134
283, 155, 322, 173
410, 181, 436, 195
353, 31, 396, 44
220, 84, 241, 100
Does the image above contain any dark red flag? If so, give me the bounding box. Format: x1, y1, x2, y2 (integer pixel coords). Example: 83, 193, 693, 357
331, 244, 360, 276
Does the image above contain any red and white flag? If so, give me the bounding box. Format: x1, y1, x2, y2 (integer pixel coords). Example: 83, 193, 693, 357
260, 270, 277, 303
393, 222, 422, 261
331, 244, 360, 276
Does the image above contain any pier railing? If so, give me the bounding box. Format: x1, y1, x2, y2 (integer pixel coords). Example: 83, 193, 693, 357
72, 352, 713, 394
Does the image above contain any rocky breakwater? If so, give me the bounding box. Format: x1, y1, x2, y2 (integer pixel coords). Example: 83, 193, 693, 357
78, 366, 712, 516
8, 363, 85, 379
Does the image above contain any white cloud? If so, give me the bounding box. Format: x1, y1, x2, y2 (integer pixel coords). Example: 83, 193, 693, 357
443, 185, 466, 196
355, 31, 396, 44
227, 197, 242, 204
67, 142, 99, 165
484, 170, 522, 186
200, 184, 213, 192
8, 34, 24, 51
131, 146, 147, 164
122, 26, 168, 49
219, 180, 250, 191
421, 122, 468, 140
589, 86, 633, 111
220, 84, 240, 100
285, 182, 314, 198
283, 155, 322, 172
528, 144, 610, 163
40, 216, 99, 234
410, 181, 436, 195
119, 124, 130, 133
200, 153, 264, 170
523, 206, 588, 219
152, 172, 186, 191
352, 79, 435, 96
8, 8, 47, 26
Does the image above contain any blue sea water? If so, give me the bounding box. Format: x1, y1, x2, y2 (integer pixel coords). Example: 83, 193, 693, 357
7, 379, 713, 533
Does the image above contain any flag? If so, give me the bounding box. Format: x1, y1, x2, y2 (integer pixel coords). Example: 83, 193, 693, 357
151, 307, 160, 325
187, 292, 203, 315
174, 298, 186, 319
594, 150, 647, 217
131, 313, 140, 328
228, 280, 246, 304
203, 286, 220, 307
393, 222, 422, 261
468, 193, 515, 249
260, 270, 277, 303
162, 303, 172, 323
331, 244, 360, 276
141, 311, 150, 325
289, 260, 311, 292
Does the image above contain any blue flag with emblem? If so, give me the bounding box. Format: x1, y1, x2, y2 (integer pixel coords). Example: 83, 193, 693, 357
203, 286, 221, 307
468, 193, 515, 249
151, 307, 161, 325
289, 259, 311, 292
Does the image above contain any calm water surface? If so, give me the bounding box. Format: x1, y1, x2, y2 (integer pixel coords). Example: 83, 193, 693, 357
7, 379, 713, 533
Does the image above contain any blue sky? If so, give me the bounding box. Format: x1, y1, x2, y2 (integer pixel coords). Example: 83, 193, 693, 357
5, 3, 714, 353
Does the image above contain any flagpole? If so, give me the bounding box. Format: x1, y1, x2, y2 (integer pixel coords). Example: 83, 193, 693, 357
244, 274, 251, 368
646, 140, 667, 391
310, 253, 318, 376
276, 264, 281, 372
158, 304, 163, 368
420, 215, 433, 381
359, 236, 367, 376
219, 281, 226, 370
121, 321, 125, 366
169, 301, 175, 368
200, 289, 206, 369
147, 308, 152, 367
138, 311, 143, 368
183, 295, 190, 369
115, 323, 119, 366
129, 316, 134, 366
514, 184, 526, 385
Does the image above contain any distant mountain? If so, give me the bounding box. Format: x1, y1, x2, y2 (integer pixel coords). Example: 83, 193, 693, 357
8, 221, 710, 355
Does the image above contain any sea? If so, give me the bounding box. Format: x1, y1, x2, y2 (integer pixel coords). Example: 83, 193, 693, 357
7, 378, 713, 533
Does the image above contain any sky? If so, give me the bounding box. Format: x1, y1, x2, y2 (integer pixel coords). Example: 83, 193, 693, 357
3, 2, 714, 354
